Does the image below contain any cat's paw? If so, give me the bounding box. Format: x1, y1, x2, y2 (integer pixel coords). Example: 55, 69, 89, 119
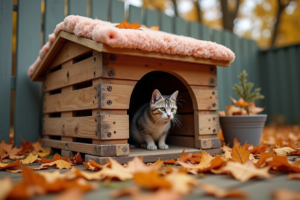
159, 144, 169, 150
147, 144, 157, 151
141, 143, 147, 149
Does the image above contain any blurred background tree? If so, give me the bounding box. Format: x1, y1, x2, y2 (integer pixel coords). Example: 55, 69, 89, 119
126, 0, 300, 48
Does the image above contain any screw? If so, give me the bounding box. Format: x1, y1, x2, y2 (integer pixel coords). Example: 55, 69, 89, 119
107, 132, 112, 137
95, 132, 98, 136
107, 100, 112, 105
107, 86, 112, 91
212, 103, 216, 107
65, 143, 68, 150
212, 91, 215, 95
210, 78, 215, 84
94, 71, 96, 77
213, 129, 216, 133
110, 54, 116, 61
94, 57, 96, 62
210, 67, 214, 72
108, 70, 115, 77
95, 119, 97, 122
67, 72, 69, 78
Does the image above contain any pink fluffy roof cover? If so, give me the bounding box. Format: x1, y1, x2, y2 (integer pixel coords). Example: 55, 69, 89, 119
28, 15, 235, 77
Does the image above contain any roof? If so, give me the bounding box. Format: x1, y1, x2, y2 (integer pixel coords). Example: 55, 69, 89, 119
29, 15, 235, 81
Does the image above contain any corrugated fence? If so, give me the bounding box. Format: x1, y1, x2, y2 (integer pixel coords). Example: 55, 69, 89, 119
0, 0, 299, 146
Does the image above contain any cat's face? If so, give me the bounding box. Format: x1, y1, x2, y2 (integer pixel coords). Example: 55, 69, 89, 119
150, 89, 178, 122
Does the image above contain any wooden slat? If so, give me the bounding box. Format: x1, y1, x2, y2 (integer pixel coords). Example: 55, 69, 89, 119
189, 21, 200, 39
0, 0, 13, 143
144, 9, 159, 27
102, 53, 217, 87
198, 114, 219, 135
177, 91, 193, 113
42, 138, 129, 156
45, 53, 102, 91
166, 136, 195, 148
200, 24, 210, 41
110, 0, 124, 23
49, 41, 91, 69
14, 0, 42, 146
160, 13, 173, 33
190, 87, 219, 110
44, 0, 64, 42
174, 16, 186, 36
199, 136, 221, 149
128, 5, 142, 24
170, 115, 194, 136
91, 0, 108, 20
43, 114, 129, 140
68, 0, 87, 16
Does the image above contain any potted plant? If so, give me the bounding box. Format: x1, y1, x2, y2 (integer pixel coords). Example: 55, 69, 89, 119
219, 70, 267, 147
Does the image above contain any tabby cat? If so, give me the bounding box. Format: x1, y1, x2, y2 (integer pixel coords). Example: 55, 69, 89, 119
130, 89, 179, 150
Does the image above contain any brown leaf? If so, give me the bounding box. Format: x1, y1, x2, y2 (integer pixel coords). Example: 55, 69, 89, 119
163, 159, 177, 164
191, 153, 202, 158
111, 186, 140, 198
266, 155, 300, 173
70, 152, 84, 164
127, 157, 162, 173
7, 165, 48, 173
197, 182, 248, 198
255, 150, 275, 167
272, 189, 300, 200
216, 161, 271, 182
178, 156, 225, 173
177, 149, 192, 162
274, 147, 296, 156
250, 145, 268, 154
0, 160, 21, 169
41, 159, 73, 169
115, 20, 141, 30
287, 173, 300, 179
133, 171, 172, 190
53, 188, 83, 200
0, 177, 13, 200
83, 162, 98, 171
41, 153, 69, 163
248, 101, 265, 115
231, 145, 250, 164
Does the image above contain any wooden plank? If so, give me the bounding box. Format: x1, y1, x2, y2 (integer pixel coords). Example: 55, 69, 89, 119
61, 150, 76, 158
0, 0, 13, 143
190, 87, 219, 110
93, 139, 127, 145
199, 114, 219, 135
85, 146, 222, 165
43, 114, 129, 140
166, 136, 195, 148
144, 9, 159, 27
174, 17, 186, 36
128, 5, 142, 24
14, 0, 42, 146
49, 41, 92, 69
200, 136, 221, 149
102, 53, 217, 87
160, 13, 173, 33
110, 0, 124, 23
189, 21, 200, 39
68, 0, 87, 16
177, 91, 194, 113
44, 53, 102, 91
44, 0, 65, 43
42, 138, 129, 156
61, 136, 76, 142
170, 115, 194, 136
91, 0, 108, 20
31, 31, 231, 81
200, 24, 210, 41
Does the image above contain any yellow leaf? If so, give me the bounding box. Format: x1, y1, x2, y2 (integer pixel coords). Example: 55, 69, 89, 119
22, 153, 39, 164
165, 171, 197, 195
274, 147, 296, 156
231, 145, 250, 164
0, 177, 13, 200
197, 182, 248, 198
37, 149, 50, 158
194, 150, 213, 169
41, 159, 72, 169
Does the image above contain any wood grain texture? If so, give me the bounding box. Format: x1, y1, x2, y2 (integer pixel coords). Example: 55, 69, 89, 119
42, 138, 129, 156
190, 87, 219, 110
166, 136, 195, 148
85, 146, 222, 164
198, 114, 219, 135
43, 114, 129, 140
200, 136, 221, 149
44, 53, 102, 91
170, 114, 194, 136
102, 53, 217, 87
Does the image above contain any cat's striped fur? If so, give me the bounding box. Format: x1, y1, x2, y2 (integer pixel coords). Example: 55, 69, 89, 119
130, 89, 179, 150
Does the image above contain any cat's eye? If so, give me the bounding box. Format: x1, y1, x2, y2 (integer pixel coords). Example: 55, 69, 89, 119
171, 108, 175, 112
160, 107, 165, 111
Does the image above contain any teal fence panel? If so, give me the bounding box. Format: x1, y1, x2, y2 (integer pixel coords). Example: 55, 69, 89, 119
68, 0, 87, 16
188, 21, 200, 39
91, 0, 108, 20
160, 13, 173, 33
14, 0, 42, 146
199, 24, 210, 41
0, 0, 13, 143
128, 5, 142, 24
110, 0, 124, 23
144, 9, 159, 27
174, 17, 186, 36
44, 0, 65, 42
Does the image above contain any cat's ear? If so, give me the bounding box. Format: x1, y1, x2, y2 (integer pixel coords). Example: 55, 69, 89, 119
151, 89, 163, 104
170, 90, 179, 102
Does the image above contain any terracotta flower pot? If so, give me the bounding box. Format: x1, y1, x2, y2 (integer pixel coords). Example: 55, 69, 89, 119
219, 115, 267, 147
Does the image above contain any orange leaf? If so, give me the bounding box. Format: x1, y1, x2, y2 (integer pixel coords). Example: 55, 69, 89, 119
133, 171, 172, 190
177, 149, 192, 162
272, 189, 300, 200
41, 153, 69, 163
70, 152, 84, 164
255, 150, 274, 167
163, 159, 177, 164
266, 155, 300, 173
0, 177, 13, 200
111, 186, 140, 198
191, 153, 202, 158
41, 159, 73, 169
197, 182, 248, 198
53, 188, 83, 200
0, 160, 21, 169
287, 173, 300, 179
230, 97, 250, 107
248, 101, 265, 115
0, 140, 13, 152
250, 145, 268, 154
231, 145, 250, 164
115, 20, 141, 30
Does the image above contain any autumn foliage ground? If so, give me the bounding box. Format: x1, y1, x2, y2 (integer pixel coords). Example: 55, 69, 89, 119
0, 125, 300, 200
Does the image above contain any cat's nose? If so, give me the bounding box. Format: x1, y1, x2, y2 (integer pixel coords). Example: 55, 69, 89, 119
167, 115, 171, 118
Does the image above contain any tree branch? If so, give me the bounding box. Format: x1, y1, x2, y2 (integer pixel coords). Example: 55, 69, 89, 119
171, 0, 179, 16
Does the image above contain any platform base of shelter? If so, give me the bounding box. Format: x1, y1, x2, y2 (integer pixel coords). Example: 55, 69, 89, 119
85, 146, 222, 165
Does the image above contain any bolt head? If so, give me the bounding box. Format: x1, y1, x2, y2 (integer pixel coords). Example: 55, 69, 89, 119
107, 132, 112, 137
107, 86, 112, 91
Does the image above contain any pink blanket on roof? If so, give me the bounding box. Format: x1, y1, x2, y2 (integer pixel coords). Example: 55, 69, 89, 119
28, 15, 235, 77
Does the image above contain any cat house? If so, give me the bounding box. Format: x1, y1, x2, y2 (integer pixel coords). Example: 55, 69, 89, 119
29, 16, 234, 164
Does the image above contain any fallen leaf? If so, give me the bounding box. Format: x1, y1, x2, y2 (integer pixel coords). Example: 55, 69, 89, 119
177, 149, 192, 162
222, 145, 232, 152
0, 160, 21, 169
249, 154, 258, 164
195, 150, 214, 168
163, 159, 177, 164
234, 138, 241, 146
178, 156, 225, 173
111, 186, 140, 198
216, 161, 271, 182
231, 145, 250, 164
53, 188, 83, 200
274, 147, 296, 156
151, 158, 164, 168
116, 20, 141, 30
255, 150, 275, 167
41, 153, 69, 163
197, 182, 248, 198
83, 162, 98, 171
266, 155, 300, 173
132, 189, 182, 200
0, 177, 13, 200
250, 145, 268, 154
222, 150, 232, 159
191, 153, 202, 158
133, 171, 172, 190
70, 152, 84, 164
22, 153, 39, 164
37, 149, 50, 158
187, 157, 201, 163
165, 171, 197, 195
287, 173, 300, 179
6, 165, 48, 173
38, 170, 69, 183
0, 140, 13, 152
127, 157, 161, 173
41, 159, 73, 169
96, 158, 132, 181
272, 189, 300, 200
